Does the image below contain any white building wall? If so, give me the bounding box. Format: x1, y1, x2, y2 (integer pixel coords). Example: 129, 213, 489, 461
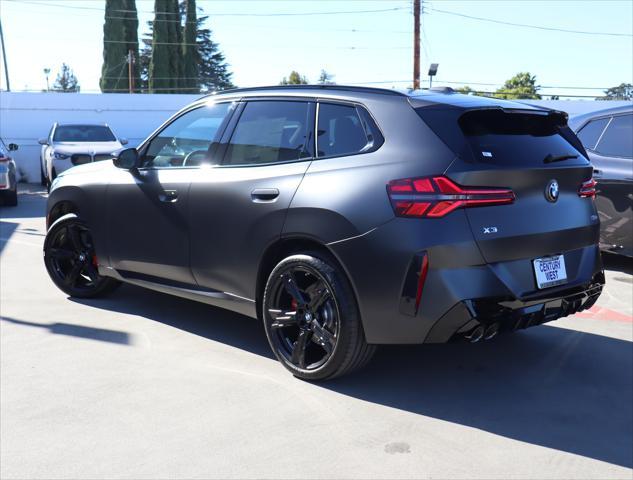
0, 92, 199, 181
0, 91, 629, 182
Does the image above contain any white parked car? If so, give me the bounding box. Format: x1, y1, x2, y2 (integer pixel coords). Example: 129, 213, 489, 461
0, 138, 18, 206
39, 123, 127, 189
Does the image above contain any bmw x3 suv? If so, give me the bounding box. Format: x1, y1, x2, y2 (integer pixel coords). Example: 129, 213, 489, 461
44, 86, 604, 380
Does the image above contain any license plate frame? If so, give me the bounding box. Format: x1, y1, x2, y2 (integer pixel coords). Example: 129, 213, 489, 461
533, 255, 568, 289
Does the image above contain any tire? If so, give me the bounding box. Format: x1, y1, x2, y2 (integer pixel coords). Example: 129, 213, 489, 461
262, 252, 375, 381
43, 214, 120, 298
2, 188, 17, 206
40, 163, 47, 186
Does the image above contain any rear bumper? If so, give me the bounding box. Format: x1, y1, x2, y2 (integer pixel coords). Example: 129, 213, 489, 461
328, 215, 603, 345
425, 274, 604, 343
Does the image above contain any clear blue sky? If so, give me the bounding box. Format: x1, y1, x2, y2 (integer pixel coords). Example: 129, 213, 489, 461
1, 0, 632, 98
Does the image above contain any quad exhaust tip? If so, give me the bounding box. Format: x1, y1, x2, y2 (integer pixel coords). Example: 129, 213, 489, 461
465, 323, 499, 343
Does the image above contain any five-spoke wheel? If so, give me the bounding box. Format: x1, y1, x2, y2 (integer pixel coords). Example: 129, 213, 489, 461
263, 253, 375, 381
44, 214, 120, 298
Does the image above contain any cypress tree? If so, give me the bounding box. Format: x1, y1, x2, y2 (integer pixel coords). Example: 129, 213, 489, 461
149, 0, 171, 93
167, 0, 183, 92
181, 0, 198, 93
122, 0, 140, 92
100, 0, 128, 92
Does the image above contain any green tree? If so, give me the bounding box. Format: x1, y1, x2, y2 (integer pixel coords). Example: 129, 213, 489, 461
52, 64, 80, 92
141, 0, 233, 92
100, 0, 139, 93
599, 83, 633, 100
495, 72, 541, 99
317, 69, 335, 85
181, 0, 198, 92
149, 0, 182, 93
280, 71, 308, 85
456, 85, 474, 95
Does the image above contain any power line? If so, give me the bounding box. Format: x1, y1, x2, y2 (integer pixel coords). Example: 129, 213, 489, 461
427, 6, 633, 37
6, 1, 409, 17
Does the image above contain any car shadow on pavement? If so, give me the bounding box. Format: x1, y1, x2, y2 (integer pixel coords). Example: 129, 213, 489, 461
71, 284, 632, 469
323, 327, 633, 469
1, 317, 132, 345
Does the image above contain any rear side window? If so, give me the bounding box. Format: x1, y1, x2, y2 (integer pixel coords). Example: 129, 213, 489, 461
458, 109, 587, 166
224, 101, 311, 166
595, 114, 633, 158
316, 103, 382, 158
577, 117, 609, 150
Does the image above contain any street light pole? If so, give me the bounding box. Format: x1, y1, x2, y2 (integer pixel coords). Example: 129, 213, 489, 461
413, 0, 420, 90
43, 68, 51, 92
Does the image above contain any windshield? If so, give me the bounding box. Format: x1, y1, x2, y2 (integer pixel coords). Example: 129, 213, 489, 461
53, 125, 116, 142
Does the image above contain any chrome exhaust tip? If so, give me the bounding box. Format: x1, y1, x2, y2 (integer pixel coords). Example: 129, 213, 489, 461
484, 323, 499, 341
467, 325, 485, 343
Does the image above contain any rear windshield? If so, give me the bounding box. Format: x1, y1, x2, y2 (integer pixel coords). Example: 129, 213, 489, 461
54, 125, 116, 142
416, 107, 588, 167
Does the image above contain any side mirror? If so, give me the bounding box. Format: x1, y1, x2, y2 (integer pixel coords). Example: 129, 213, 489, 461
8, 143, 18, 151
113, 148, 139, 170
38, 138, 48, 145
119, 138, 129, 145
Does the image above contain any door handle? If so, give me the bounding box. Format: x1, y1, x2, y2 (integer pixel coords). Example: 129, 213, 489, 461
251, 188, 280, 203
593, 168, 602, 178
158, 190, 178, 203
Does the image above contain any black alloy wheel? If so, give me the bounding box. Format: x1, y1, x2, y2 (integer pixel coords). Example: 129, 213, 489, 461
44, 215, 120, 298
263, 253, 375, 381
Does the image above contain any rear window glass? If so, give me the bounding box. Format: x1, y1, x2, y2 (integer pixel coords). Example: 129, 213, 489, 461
595, 114, 633, 158
54, 125, 116, 142
577, 117, 609, 150
458, 110, 587, 166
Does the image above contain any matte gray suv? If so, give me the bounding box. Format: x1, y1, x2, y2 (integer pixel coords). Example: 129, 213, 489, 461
44, 86, 604, 380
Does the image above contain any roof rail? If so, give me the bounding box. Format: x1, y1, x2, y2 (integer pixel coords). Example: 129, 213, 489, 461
200, 84, 408, 99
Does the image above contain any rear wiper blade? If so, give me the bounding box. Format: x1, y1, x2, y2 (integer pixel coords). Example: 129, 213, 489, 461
544, 153, 578, 164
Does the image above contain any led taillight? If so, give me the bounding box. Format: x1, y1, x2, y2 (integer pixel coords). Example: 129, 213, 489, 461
387, 175, 515, 218
578, 178, 597, 198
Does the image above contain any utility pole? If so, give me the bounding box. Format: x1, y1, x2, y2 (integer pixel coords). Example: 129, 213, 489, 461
0, 19, 10, 91
127, 49, 135, 94
413, 0, 420, 90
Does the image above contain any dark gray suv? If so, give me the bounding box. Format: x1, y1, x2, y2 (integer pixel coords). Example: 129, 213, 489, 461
44, 86, 604, 380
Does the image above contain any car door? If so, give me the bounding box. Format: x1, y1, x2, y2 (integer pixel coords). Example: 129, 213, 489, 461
106, 101, 235, 285
189, 99, 315, 304
588, 114, 633, 253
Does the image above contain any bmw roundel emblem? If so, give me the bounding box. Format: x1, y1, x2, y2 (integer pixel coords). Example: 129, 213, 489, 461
545, 179, 559, 203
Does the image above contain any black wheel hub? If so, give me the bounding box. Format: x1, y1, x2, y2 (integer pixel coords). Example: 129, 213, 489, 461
266, 266, 339, 370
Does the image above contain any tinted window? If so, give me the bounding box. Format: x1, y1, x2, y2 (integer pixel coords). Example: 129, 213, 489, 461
317, 103, 369, 157
53, 125, 116, 142
457, 110, 587, 166
595, 114, 633, 158
224, 101, 310, 166
143, 102, 232, 168
577, 117, 609, 150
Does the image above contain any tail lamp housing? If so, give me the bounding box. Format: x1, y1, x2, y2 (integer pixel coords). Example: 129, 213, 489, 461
387, 175, 515, 218
578, 178, 597, 198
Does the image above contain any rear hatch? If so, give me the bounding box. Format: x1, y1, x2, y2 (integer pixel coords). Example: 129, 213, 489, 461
415, 104, 599, 291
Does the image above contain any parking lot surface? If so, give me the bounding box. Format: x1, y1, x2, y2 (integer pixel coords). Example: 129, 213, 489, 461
2, 185, 632, 479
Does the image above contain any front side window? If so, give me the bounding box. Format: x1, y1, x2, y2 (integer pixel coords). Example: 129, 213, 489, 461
577, 117, 609, 150
53, 125, 116, 142
595, 114, 633, 158
224, 101, 311, 166
142, 102, 232, 168
317, 103, 370, 158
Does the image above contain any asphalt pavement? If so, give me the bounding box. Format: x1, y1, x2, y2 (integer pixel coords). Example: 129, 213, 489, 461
1, 184, 632, 479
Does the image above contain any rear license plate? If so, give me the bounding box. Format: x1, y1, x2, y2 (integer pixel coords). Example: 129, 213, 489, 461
533, 255, 568, 289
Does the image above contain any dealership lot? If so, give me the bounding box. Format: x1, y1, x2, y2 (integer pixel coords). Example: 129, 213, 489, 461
1, 186, 632, 479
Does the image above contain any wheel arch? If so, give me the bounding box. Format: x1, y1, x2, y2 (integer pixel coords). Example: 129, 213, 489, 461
255, 235, 361, 324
